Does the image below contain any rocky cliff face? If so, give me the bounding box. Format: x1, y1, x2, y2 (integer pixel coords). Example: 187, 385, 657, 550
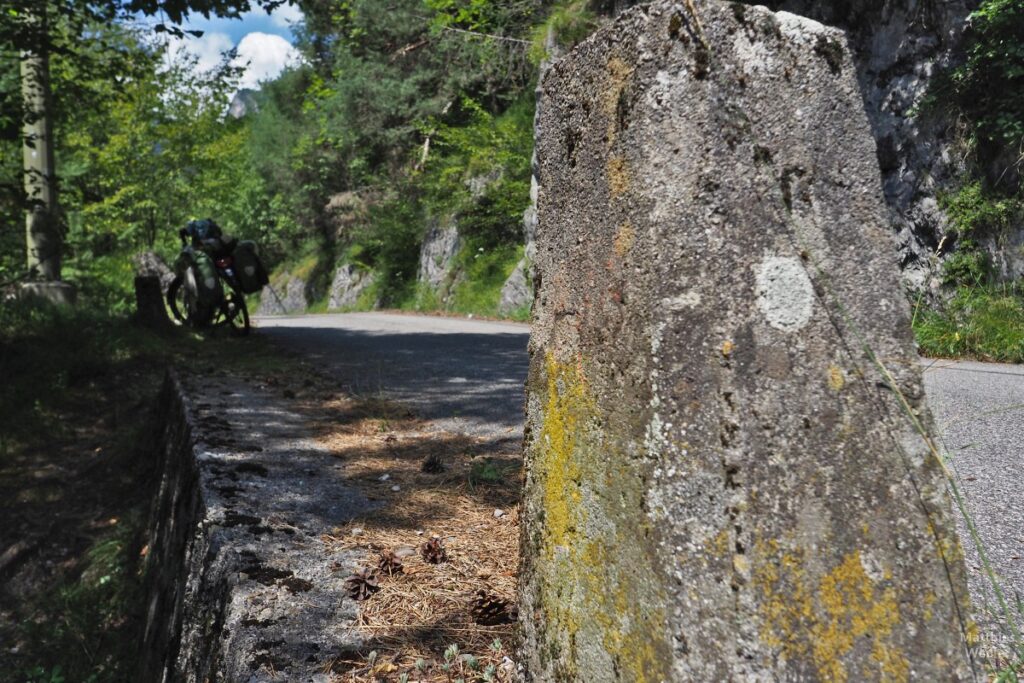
520, 2, 974, 679
417, 220, 461, 295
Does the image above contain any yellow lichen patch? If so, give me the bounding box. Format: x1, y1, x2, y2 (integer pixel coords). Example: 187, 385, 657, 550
721, 339, 735, 358
706, 528, 731, 559
538, 353, 592, 554
586, 541, 671, 683
602, 55, 634, 144
755, 542, 908, 682
607, 155, 631, 198
533, 357, 672, 682
828, 364, 845, 391
613, 221, 636, 257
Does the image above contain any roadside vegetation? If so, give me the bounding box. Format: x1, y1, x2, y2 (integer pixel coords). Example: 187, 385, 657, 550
0, 299, 310, 682
912, 0, 1024, 362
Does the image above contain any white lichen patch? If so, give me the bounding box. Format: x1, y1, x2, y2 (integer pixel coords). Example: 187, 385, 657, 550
754, 256, 815, 332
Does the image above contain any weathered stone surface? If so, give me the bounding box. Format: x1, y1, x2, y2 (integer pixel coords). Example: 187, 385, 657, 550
328, 263, 372, 311
418, 220, 460, 291
608, 0, 984, 291
134, 251, 176, 289
520, 3, 974, 681
139, 373, 371, 682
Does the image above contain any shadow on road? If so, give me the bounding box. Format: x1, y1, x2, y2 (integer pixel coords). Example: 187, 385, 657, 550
258, 322, 530, 434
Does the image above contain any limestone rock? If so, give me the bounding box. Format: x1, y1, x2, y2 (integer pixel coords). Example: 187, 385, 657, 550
328, 264, 372, 311
498, 258, 531, 316
418, 220, 460, 291
466, 168, 503, 200
257, 276, 306, 316
520, 3, 973, 681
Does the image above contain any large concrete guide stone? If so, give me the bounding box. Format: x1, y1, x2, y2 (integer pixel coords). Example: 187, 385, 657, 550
520, 2, 974, 680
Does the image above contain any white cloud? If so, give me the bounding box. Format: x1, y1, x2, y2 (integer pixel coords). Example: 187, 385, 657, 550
232, 32, 300, 90
164, 30, 299, 92
166, 31, 234, 73
269, 3, 304, 28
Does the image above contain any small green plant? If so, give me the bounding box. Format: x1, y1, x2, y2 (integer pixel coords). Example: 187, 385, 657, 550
953, 0, 1024, 157
469, 458, 513, 486
24, 666, 66, 683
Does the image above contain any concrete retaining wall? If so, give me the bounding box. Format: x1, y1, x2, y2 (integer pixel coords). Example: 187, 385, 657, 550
138, 373, 370, 682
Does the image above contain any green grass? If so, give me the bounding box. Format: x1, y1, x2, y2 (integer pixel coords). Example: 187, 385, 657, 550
913, 284, 1024, 362
448, 243, 523, 317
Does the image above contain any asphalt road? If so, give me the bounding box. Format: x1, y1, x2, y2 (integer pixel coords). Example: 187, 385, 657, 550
922, 358, 1024, 644
256, 312, 530, 439
257, 312, 1023, 645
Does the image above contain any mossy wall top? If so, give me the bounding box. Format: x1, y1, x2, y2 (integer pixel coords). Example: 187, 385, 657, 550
519, 1, 974, 680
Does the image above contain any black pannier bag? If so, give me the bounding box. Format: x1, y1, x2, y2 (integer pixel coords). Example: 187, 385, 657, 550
233, 240, 270, 294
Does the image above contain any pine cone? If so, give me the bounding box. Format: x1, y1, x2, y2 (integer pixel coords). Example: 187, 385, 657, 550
420, 537, 448, 564
421, 452, 444, 474
471, 590, 518, 625
344, 567, 380, 601
378, 550, 404, 576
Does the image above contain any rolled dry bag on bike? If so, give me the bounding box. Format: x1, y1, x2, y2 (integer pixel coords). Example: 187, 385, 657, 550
233, 240, 270, 294
192, 250, 224, 310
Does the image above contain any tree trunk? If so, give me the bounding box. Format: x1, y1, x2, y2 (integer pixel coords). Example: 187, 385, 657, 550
21, 9, 61, 282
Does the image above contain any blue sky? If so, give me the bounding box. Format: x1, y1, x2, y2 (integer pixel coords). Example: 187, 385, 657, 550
181, 3, 301, 44
163, 3, 304, 91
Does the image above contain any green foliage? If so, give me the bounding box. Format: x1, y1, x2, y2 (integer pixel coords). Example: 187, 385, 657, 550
938, 182, 1023, 286
941, 250, 991, 287
529, 0, 598, 64
422, 96, 533, 243
448, 242, 522, 316
468, 457, 516, 486
942, 181, 1022, 238
953, 0, 1024, 157
913, 284, 1024, 362
351, 192, 426, 305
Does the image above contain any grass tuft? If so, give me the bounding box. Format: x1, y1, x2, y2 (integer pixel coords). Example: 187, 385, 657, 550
913, 285, 1024, 363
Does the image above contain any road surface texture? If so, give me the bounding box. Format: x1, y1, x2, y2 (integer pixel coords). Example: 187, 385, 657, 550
257, 313, 530, 440
923, 358, 1024, 661
258, 313, 1022, 662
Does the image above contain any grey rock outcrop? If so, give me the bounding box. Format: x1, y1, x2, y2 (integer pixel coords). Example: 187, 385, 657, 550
498, 259, 531, 316
418, 220, 460, 292
328, 263, 372, 311
227, 89, 259, 119
256, 275, 307, 316
521, 3, 973, 681
134, 251, 175, 289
